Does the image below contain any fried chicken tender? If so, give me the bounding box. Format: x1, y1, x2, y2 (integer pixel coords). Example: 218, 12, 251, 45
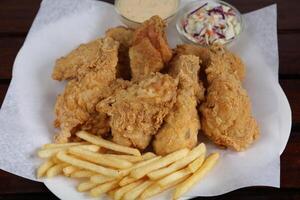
52, 37, 119, 81
154, 55, 203, 155
175, 44, 245, 81
130, 16, 173, 80
129, 38, 164, 80
54, 76, 131, 143
106, 26, 134, 80
200, 46, 259, 151
97, 73, 178, 150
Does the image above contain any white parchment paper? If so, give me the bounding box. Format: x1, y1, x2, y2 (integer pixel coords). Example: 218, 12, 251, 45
0, 0, 291, 198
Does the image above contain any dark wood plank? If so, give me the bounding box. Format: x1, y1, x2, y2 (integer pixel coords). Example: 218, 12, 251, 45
0, 0, 300, 35
278, 33, 300, 77
0, 85, 9, 105
0, 0, 41, 35
1, 33, 300, 80
280, 80, 300, 126
0, 37, 25, 79
281, 131, 300, 188
0, 170, 49, 194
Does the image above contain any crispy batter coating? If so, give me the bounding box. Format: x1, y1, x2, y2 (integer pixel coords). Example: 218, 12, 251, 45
200, 46, 259, 151
97, 73, 178, 150
106, 26, 134, 80
130, 16, 173, 81
52, 37, 119, 81
154, 55, 203, 155
129, 38, 164, 80
175, 44, 245, 81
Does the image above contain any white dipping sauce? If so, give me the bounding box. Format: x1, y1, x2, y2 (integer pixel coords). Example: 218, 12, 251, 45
116, 0, 179, 23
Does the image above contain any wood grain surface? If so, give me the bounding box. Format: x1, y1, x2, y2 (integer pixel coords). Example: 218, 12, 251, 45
0, 0, 299, 199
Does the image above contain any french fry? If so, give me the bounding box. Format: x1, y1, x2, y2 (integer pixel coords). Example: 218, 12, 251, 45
51, 156, 61, 164
104, 154, 143, 163
90, 174, 115, 184
123, 180, 152, 200
114, 179, 144, 200
63, 166, 79, 176
68, 147, 132, 169
78, 145, 100, 152
37, 160, 55, 178
107, 188, 119, 199
46, 163, 67, 178
187, 154, 205, 173
140, 176, 187, 200
76, 131, 141, 156
142, 152, 156, 160
77, 181, 98, 192
90, 180, 119, 197
120, 156, 161, 177
38, 148, 64, 158
56, 151, 121, 177
148, 143, 206, 180
157, 168, 191, 187
119, 176, 137, 186
71, 170, 95, 178
42, 142, 87, 149
173, 153, 220, 200
130, 148, 190, 179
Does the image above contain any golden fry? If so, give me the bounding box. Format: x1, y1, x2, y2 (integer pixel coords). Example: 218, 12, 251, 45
114, 179, 144, 200
90, 174, 115, 184
90, 180, 119, 197
71, 170, 95, 178
68, 147, 132, 169
130, 148, 189, 179
104, 154, 143, 163
56, 151, 121, 177
46, 163, 67, 178
188, 154, 205, 173
77, 181, 98, 192
148, 143, 205, 180
37, 160, 55, 178
123, 180, 152, 200
157, 168, 191, 187
63, 166, 79, 176
78, 145, 100, 152
120, 156, 161, 176
42, 142, 87, 149
76, 131, 141, 156
174, 153, 219, 199
119, 176, 137, 186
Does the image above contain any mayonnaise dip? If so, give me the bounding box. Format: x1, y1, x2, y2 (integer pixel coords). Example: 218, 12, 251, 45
116, 0, 179, 23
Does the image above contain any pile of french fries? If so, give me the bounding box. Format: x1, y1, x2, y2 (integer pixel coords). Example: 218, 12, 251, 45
37, 131, 219, 200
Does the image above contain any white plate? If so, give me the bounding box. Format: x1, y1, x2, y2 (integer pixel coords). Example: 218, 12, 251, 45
11, 1, 289, 199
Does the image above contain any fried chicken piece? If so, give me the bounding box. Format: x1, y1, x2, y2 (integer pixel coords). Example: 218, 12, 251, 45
80, 79, 132, 136
132, 16, 172, 63
200, 47, 259, 151
154, 55, 203, 155
52, 37, 119, 81
175, 44, 245, 81
106, 26, 134, 80
97, 73, 178, 150
129, 38, 164, 81
129, 16, 173, 80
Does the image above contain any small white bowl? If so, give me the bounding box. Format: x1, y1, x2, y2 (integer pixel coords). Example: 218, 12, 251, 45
114, 0, 181, 28
176, 0, 244, 47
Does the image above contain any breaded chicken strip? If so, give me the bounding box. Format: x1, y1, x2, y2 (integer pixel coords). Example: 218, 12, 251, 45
106, 26, 134, 80
175, 44, 245, 81
200, 46, 259, 151
52, 37, 119, 81
129, 38, 164, 81
54, 77, 130, 143
154, 55, 203, 155
97, 73, 178, 150
130, 16, 173, 80
132, 16, 172, 63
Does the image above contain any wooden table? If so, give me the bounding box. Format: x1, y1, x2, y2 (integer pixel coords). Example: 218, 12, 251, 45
0, 0, 299, 199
